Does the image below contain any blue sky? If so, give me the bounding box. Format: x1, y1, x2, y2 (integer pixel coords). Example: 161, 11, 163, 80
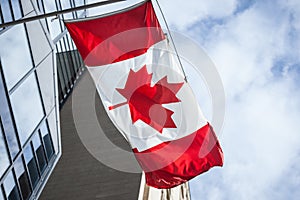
153, 0, 300, 199
87, 0, 300, 199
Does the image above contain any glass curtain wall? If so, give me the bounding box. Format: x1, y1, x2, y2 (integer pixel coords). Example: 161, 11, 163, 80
34, 0, 85, 107
0, 0, 86, 199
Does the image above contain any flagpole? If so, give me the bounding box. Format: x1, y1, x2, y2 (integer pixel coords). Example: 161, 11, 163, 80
154, 0, 188, 82
0, 0, 126, 28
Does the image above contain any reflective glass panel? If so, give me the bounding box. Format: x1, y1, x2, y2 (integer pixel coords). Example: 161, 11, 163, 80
43, 0, 57, 12
36, 55, 55, 114
56, 56, 65, 99
46, 17, 61, 39
0, 24, 33, 90
3, 171, 21, 200
15, 157, 31, 200
25, 18, 52, 66
74, 0, 83, 6
67, 34, 77, 51
70, 50, 79, 73
32, 133, 47, 173
40, 121, 54, 160
57, 42, 71, 86
10, 73, 44, 145
60, 0, 72, 19
74, 0, 84, 17
0, 71, 20, 158
0, 189, 4, 200
24, 144, 40, 188
36, 0, 44, 13
59, 38, 67, 52
0, 0, 13, 22
43, 133, 54, 160
61, 55, 72, 85
1, 113, 20, 159
11, 0, 22, 20
0, 126, 10, 178
39, 121, 48, 134
47, 110, 59, 154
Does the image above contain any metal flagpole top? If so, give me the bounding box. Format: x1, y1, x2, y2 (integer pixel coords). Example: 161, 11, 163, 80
0, 0, 126, 29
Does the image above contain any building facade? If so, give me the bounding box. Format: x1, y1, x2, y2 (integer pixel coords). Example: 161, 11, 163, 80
138, 174, 191, 200
0, 0, 84, 199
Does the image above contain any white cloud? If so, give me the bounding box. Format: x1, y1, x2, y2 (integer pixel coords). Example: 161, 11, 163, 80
155, 0, 238, 30
206, 2, 292, 93
184, 0, 300, 199
221, 79, 300, 198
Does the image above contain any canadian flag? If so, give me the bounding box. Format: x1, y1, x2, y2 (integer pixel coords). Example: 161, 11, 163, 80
65, 0, 223, 189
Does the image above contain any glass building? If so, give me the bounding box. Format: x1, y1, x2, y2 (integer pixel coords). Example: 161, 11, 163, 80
0, 0, 85, 199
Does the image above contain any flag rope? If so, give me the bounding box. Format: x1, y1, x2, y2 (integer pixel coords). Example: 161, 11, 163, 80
154, 0, 188, 82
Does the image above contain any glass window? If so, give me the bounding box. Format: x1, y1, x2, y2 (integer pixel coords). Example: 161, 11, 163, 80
10, 73, 44, 145
74, 0, 84, 16
0, 0, 13, 22
56, 57, 67, 93
58, 41, 72, 83
62, 54, 74, 84
25, 18, 52, 66
14, 157, 31, 200
11, 0, 22, 20
43, 0, 57, 13
69, 0, 78, 18
24, 144, 40, 188
65, 36, 76, 79
74, 0, 83, 6
32, 133, 47, 173
0, 72, 20, 158
70, 0, 75, 7
47, 110, 58, 154
67, 34, 77, 51
70, 50, 79, 74
3, 171, 21, 200
71, 50, 79, 72
39, 121, 48, 135
60, 0, 72, 19
36, 0, 44, 13
58, 71, 64, 103
0, 124, 10, 178
46, 17, 61, 39
0, 189, 4, 200
60, 38, 67, 52
40, 121, 54, 161
1, 113, 20, 159
36, 55, 55, 114
0, 24, 33, 90
57, 44, 71, 91
74, 49, 84, 70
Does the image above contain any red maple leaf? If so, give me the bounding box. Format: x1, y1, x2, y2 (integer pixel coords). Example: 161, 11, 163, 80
109, 66, 183, 133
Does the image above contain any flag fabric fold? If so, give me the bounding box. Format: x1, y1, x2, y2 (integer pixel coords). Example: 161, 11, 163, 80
65, 0, 223, 189
65, 0, 164, 66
